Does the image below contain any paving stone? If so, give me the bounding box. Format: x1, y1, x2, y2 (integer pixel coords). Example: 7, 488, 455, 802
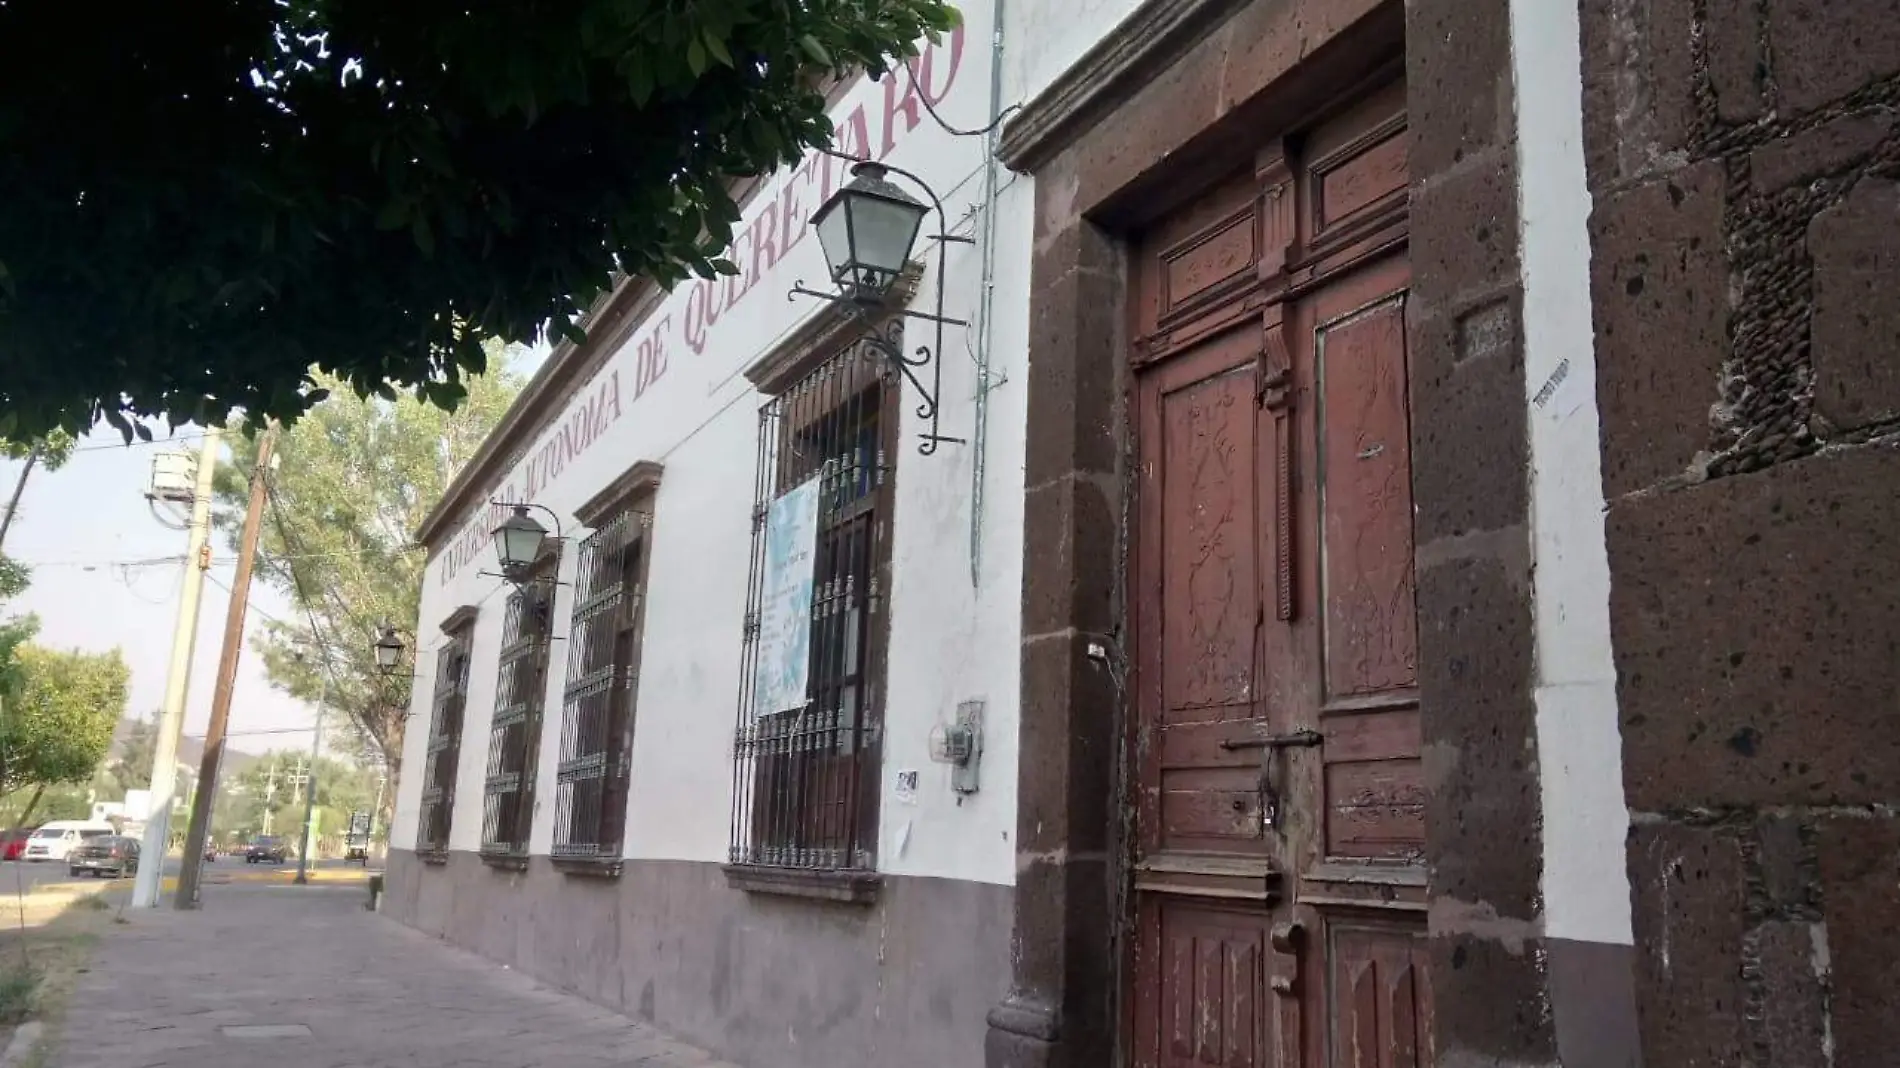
50, 884, 736, 1068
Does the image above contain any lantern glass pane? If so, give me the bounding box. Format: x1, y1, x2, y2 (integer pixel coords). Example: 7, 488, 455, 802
845, 195, 925, 287
494, 520, 544, 570
814, 201, 855, 287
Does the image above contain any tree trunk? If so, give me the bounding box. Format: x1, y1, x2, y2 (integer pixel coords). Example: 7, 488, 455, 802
15, 784, 45, 827
0, 448, 43, 554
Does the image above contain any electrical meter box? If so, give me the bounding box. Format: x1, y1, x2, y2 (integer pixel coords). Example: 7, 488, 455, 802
148, 451, 197, 503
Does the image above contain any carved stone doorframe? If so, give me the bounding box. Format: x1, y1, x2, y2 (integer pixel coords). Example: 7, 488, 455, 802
988, 0, 1640, 1066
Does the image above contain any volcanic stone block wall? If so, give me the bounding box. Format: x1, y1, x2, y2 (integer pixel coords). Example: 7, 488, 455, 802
1579, 2, 1900, 1064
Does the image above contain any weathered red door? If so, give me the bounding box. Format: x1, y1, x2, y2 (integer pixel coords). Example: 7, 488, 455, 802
1129, 79, 1430, 1068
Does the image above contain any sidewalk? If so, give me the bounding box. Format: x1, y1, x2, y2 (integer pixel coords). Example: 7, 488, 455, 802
51, 883, 740, 1068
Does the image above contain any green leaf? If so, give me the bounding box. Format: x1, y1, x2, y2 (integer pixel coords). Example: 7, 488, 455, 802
798, 34, 832, 65
412, 215, 435, 257
625, 63, 655, 105
687, 38, 708, 76
710, 257, 740, 276
703, 29, 733, 67
374, 199, 408, 231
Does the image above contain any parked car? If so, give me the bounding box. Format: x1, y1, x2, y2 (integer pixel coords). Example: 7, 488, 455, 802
68, 836, 140, 878
23, 821, 115, 862
0, 828, 34, 861
244, 836, 288, 864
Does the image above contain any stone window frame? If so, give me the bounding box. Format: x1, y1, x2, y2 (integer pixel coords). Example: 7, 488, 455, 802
720, 269, 920, 905
549, 461, 664, 878
478, 543, 561, 869
416, 604, 478, 864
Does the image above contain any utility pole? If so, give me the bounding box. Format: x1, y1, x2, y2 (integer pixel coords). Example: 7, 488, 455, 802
293, 670, 329, 885
133, 428, 221, 909
175, 426, 276, 909
261, 761, 279, 835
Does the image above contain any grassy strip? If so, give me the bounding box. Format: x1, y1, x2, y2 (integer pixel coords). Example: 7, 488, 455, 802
0, 891, 115, 1067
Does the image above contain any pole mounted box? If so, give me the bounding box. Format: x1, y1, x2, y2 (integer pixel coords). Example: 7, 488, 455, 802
147, 451, 197, 503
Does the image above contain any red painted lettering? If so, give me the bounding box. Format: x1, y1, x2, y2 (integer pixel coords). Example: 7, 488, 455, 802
835, 104, 873, 163
636, 327, 668, 398
920, 27, 965, 107
684, 284, 709, 354
603, 368, 624, 426
781, 164, 812, 259
881, 65, 922, 159
748, 202, 780, 287
722, 228, 751, 311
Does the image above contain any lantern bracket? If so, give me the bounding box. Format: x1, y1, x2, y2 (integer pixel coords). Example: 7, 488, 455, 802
787, 152, 972, 456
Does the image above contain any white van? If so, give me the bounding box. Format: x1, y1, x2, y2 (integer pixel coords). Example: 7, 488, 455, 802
22, 821, 115, 862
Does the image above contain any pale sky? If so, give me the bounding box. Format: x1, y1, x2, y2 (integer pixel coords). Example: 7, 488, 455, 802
0, 345, 548, 762
1, 425, 311, 756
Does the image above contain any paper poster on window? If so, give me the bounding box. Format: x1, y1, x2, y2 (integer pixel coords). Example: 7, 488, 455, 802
753, 476, 821, 717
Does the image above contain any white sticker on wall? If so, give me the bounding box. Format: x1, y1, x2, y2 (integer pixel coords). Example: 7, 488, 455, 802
894, 769, 919, 805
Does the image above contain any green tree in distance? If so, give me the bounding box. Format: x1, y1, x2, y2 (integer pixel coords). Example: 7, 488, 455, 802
215, 361, 524, 788
104, 717, 159, 800
0, 1, 962, 441
0, 645, 129, 825
213, 751, 378, 856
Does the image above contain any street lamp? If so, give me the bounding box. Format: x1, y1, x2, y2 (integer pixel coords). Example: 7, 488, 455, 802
789, 154, 973, 456
491, 504, 554, 580
373, 625, 405, 676
811, 162, 929, 303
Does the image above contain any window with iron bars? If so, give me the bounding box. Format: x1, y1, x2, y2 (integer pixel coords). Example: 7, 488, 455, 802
481, 550, 558, 864
728, 338, 895, 876
417, 613, 476, 858
551, 491, 656, 873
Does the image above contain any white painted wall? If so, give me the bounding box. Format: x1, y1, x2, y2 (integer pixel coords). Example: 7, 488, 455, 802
396, 4, 1030, 886
1002, 0, 1148, 105
1509, 0, 1633, 946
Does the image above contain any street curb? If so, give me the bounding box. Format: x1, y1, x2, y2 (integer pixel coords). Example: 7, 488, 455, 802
0, 1020, 42, 1068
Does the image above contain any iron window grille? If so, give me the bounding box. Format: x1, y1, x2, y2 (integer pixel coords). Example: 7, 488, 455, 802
417, 619, 475, 857
729, 339, 896, 873
551, 505, 653, 868
481, 551, 558, 863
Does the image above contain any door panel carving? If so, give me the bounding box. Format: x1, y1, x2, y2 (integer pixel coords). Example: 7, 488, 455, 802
1328, 924, 1431, 1068
1161, 361, 1260, 715
1317, 295, 1416, 702
1143, 900, 1270, 1068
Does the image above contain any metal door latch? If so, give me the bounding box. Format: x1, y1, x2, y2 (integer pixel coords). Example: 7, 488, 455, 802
1218, 727, 1323, 752
1220, 729, 1322, 830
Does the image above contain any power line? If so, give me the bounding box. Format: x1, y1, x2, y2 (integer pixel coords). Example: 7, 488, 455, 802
68, 432, 209, 454
204, 570, 292, 627
16, 546, 424, 570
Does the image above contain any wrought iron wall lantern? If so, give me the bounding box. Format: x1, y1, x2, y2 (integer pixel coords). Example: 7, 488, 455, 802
790, 155, 973, 456
487, 502, 566, 585
372, 624, 407, 676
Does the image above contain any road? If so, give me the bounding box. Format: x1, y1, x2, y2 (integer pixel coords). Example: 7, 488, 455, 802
0, 855, 365, 895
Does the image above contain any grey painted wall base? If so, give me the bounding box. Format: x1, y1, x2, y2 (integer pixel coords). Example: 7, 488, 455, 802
384, 850, 1012, 1068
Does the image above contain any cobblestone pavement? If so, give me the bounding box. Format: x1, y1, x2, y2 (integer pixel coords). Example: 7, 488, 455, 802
54, 883, 738, 1068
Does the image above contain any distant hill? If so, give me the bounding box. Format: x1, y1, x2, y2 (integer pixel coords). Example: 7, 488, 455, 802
109, 717, 262, 777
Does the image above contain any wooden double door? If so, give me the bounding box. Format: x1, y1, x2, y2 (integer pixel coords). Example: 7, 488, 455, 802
1128, 79, 1431, 1068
